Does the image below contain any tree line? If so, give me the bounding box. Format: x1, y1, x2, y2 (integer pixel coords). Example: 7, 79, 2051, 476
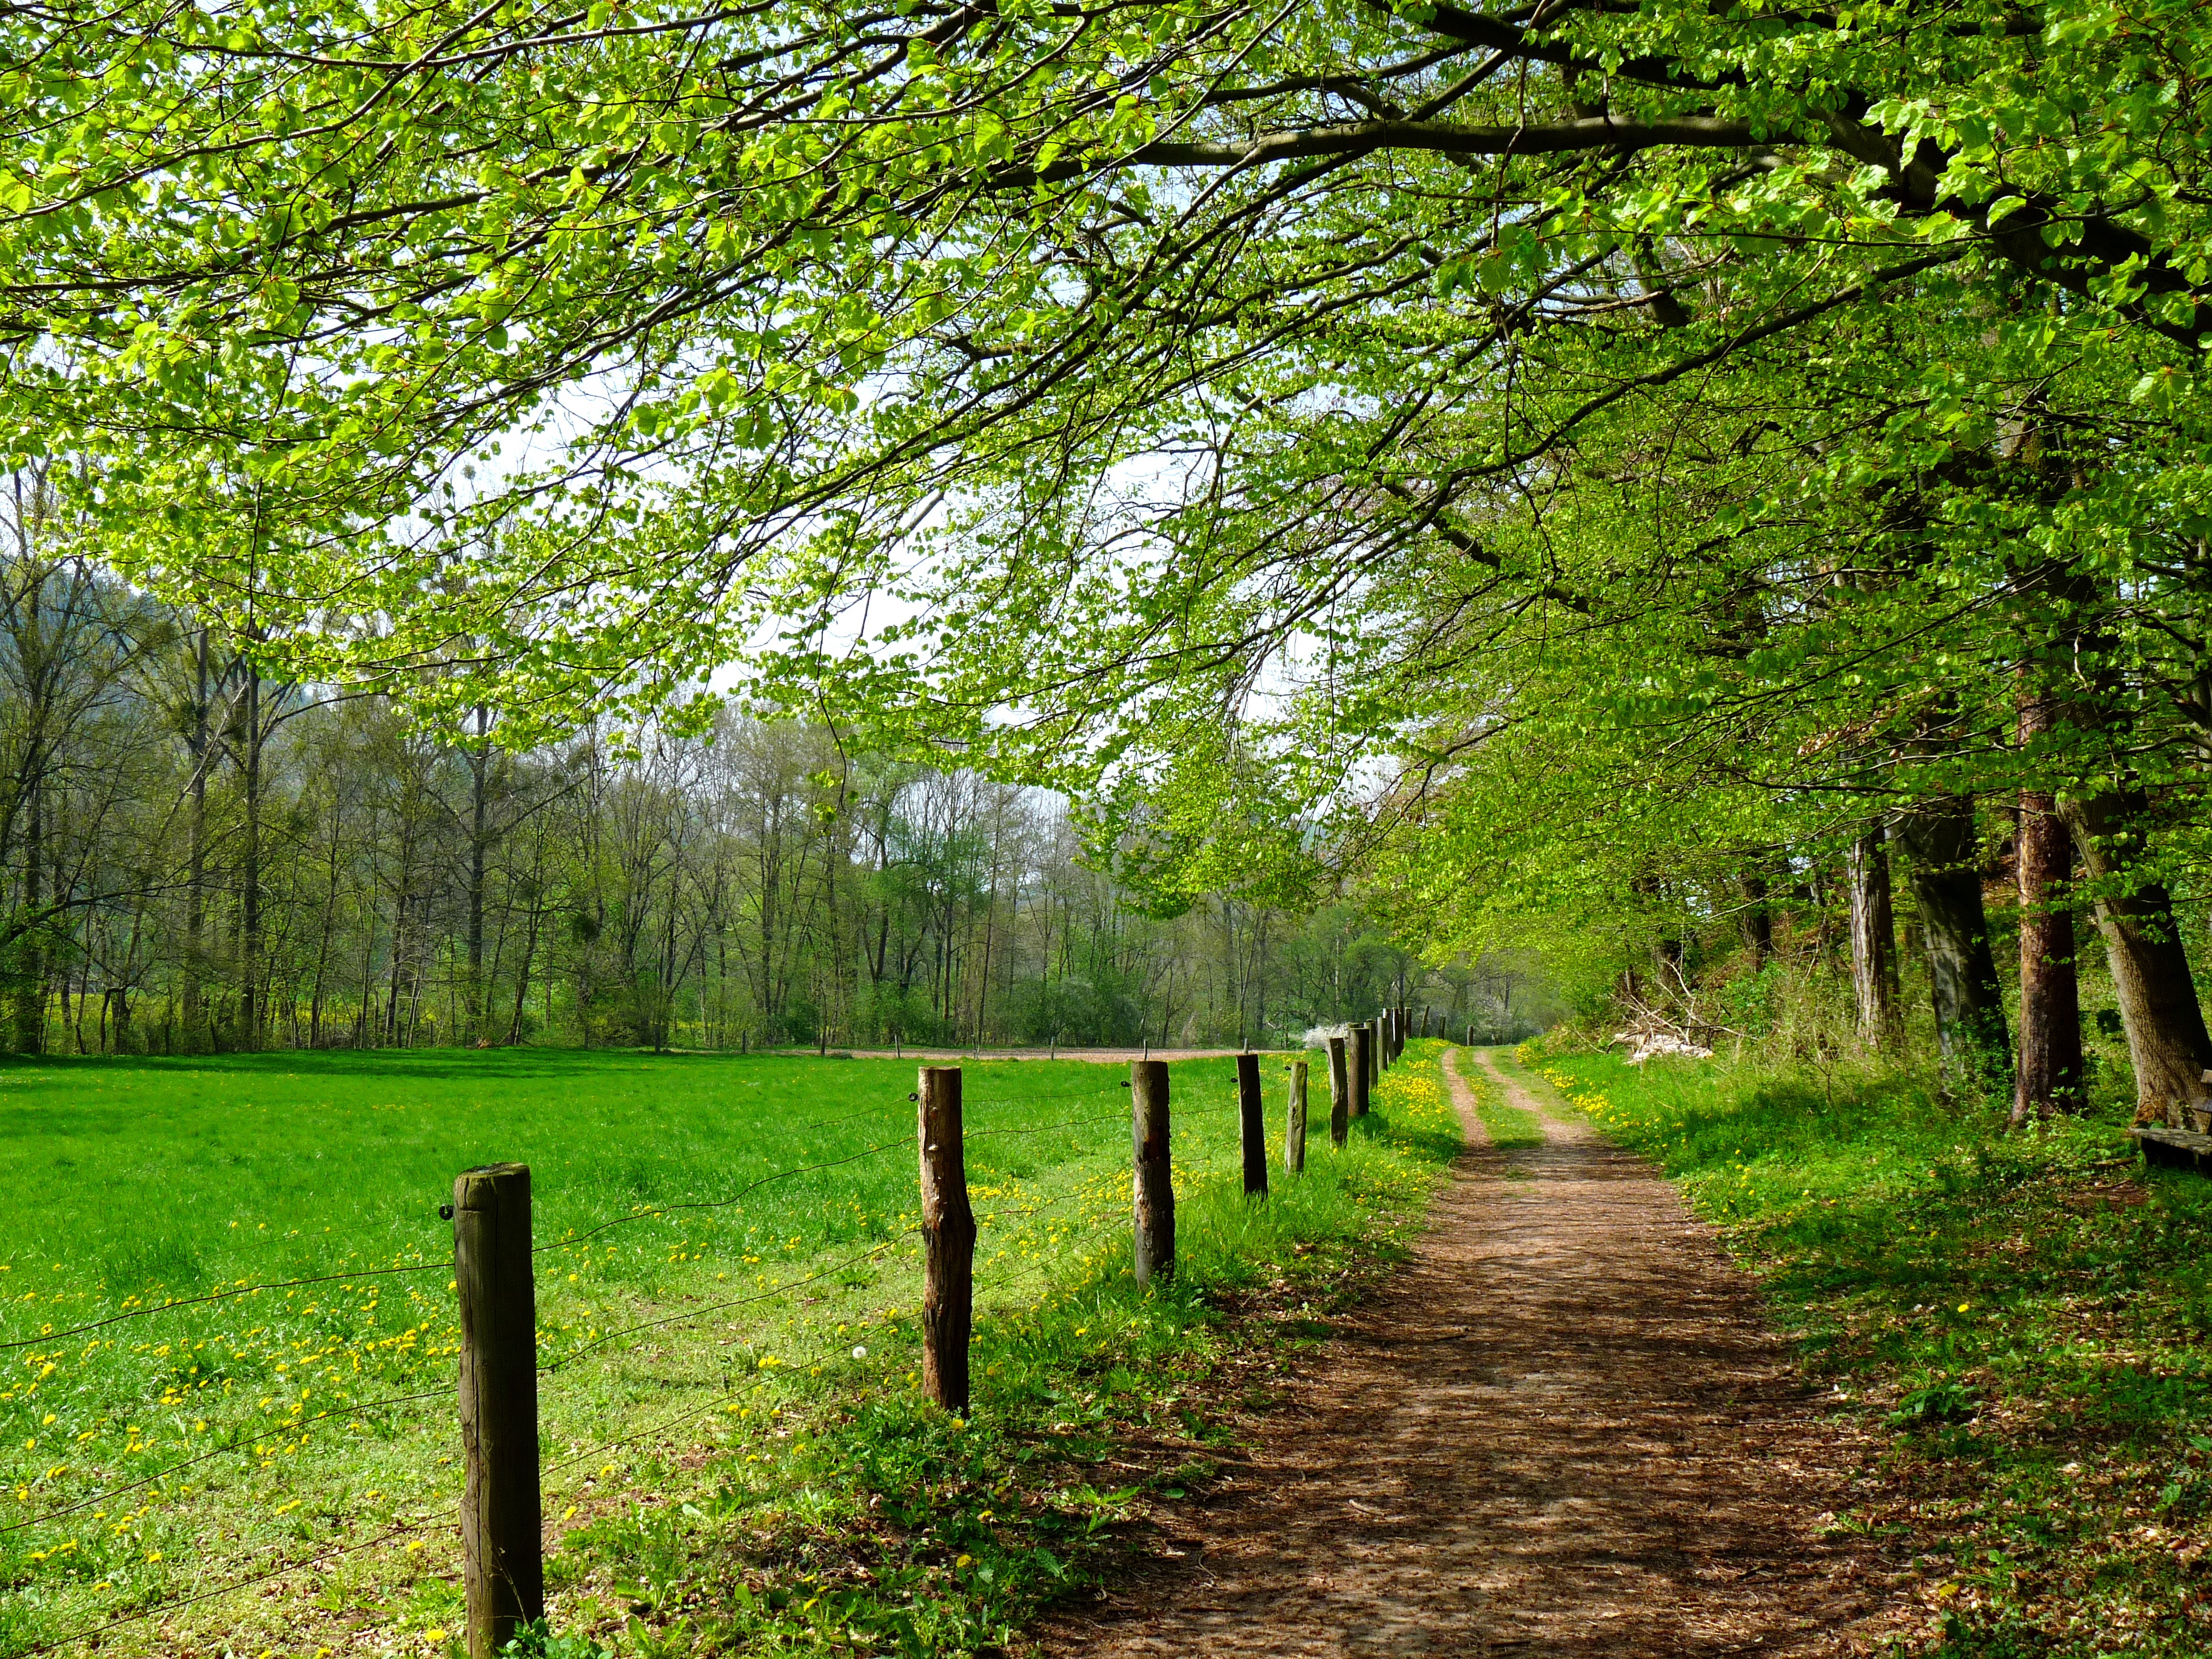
14, 0, 2205, 1121
0, 487, 1561, 1054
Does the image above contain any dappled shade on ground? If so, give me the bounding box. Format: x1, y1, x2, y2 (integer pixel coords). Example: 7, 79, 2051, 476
1049, 1047, 1890, 1657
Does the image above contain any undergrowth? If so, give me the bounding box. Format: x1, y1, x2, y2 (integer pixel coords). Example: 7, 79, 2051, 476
1508, 1039, 2212, 1658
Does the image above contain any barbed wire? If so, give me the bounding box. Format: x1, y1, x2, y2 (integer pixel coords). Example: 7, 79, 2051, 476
13, 1501, 458, 1658
0, 1063, 1180, 1651
1, 1385, 450, 1540
535, 1136, 912, 1255
965, 1109, 1127, 1142
0, 1259, 449, 1352
538, 1235, 917, 1375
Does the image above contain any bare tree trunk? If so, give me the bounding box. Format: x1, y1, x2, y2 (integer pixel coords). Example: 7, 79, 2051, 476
10, 779, 41, 1052
2014, 683, 2084, 1122
1739, 871, 1773, 966
183, 628, 210, 1053
238, 657, 262, 1050
467, 710, 491, 1046
2060, 782, 2212, 1122
1846, 825, 1902, 1048
2014, 796, 2084, 1123
1888, 796, 2010, 1090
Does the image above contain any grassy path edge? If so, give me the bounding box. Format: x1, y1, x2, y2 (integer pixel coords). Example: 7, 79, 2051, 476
520, 1042, 1466, 1658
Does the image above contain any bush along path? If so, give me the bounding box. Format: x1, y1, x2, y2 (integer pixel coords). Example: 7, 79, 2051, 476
1046, 1045, 1897, 1658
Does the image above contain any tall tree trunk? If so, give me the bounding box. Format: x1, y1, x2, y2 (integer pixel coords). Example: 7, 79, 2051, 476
2059, 782, 2212, 1122
1846, 824, 1903, 1048
1739, 871, 1774, 965
183, 628, 210, 1051
2014, 683, 2085, 1122
10, 779, 42, 1052
1889, 796, 2011, 1090
238, 657, 262, 1050
467, 709, 491, 1045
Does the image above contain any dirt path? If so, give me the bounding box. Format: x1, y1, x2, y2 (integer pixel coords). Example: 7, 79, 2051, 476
1045, 1048, 1891, 1658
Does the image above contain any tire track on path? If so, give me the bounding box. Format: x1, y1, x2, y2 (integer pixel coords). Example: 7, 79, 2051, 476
1046, 1046, 1890, 1657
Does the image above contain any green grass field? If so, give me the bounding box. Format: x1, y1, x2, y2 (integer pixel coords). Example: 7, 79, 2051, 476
0, 1044, 1463, 1657
1511, 1041, 2212, 1658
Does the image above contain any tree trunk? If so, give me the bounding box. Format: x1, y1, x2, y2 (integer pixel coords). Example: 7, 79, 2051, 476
10, 779, 42, 1052
2059, 782, 2212, 1122
1739, 872, 1773, 965
183, 628, 210, 1052
2014, 686, 2085, 1122
468, 709, 491, 1045
238, 657, 262, 1050
1845, 824, 1902, 1048
1888, 796, 2010, 1090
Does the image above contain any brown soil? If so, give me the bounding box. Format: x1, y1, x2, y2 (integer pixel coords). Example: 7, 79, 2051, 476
1043, 1047, 1901, 1657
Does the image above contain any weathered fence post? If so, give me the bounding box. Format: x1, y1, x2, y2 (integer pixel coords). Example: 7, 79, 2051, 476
1237, 1051, 1269, 1198
1366, 1019, 1381, 1087
452, 1164, 545, 1659
1327, 1036, 1350, 1145
1131, 1059, 1174, 1283
1466, 1022, 1476, 1047
1350, 1025, 1372, 1119
1377, 1013, 1390, 1073
1285, 1060, 1309, 1173
917, 1065, 975, 1412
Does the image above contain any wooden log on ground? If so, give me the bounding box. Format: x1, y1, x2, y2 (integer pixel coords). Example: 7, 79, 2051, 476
452, 1162, 545, 1659
917, 1065, 975, 1412
1131, 1059, 1175, 1282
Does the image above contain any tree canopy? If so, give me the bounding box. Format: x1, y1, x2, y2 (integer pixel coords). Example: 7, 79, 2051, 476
9, 0, 2212, 1100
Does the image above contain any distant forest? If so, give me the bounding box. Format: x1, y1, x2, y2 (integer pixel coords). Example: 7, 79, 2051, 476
0, 517, 1551, 1056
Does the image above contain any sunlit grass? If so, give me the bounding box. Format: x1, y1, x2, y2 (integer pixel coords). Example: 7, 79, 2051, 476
0, 1044, 1463, 1655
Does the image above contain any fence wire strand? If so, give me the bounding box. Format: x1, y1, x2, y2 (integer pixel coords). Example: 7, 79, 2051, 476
0, 1259, 449, 1352
538, 1235, 917, 1375
535, 1135, 911, 1255
2, 1385, 450, 1539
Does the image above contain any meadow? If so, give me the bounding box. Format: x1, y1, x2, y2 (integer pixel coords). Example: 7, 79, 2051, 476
1510, 1041, 2212, 1658
0, 1042, 1463, 1656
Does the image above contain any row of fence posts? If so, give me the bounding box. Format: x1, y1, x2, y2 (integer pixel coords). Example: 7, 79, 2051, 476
444, 1025, 1427, 1654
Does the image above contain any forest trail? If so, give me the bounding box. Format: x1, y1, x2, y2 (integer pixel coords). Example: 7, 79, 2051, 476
1045, 1047, 1890, 1658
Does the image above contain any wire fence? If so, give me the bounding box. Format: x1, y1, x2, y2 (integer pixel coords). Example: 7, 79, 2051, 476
0, 1026, 1407, 1659
0, 1054, 1242, 1659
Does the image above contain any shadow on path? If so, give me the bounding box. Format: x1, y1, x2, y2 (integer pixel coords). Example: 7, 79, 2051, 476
1045, 1048, 1889, 1657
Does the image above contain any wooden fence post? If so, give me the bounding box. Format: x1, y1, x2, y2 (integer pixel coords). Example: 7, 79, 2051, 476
1237, 1051, 1269, 1198
1327, 1037, 1349, 1145
1350, 1025, 1372, 1119
1366, 1019, 1381, 1088
1285, 1060, 1309, 1173
917, 1066, 974, 1413
1377, 1013, 1390, 1073
452, 1163, 545, 1659
1131, 1059, 1174, 1283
